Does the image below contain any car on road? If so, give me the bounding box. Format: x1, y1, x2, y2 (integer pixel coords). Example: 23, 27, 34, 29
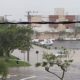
39, 39, 54, 46
32, 39, 39, 43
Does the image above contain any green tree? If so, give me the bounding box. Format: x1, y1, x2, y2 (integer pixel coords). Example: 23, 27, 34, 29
36, 47, 73, 80
18, 26, 34, 63
0, 24, 33, 63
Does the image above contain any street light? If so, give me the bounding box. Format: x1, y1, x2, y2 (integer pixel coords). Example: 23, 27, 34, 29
36, 50, 39, 62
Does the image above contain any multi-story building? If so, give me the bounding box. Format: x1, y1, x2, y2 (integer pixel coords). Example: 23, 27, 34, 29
65, 15, 75, 30
31, 8, 77, 39
49, 15, 75, 32
30, 15, 42, 27
50, 8, 75, 32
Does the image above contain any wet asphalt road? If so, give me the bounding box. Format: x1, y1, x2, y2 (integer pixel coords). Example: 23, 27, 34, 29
0, 42, 80, 80
0, 64, 80, 80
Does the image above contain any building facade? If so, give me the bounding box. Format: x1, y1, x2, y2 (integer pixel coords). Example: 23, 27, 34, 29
49, 15, 75, 32
30, 15, 42, 27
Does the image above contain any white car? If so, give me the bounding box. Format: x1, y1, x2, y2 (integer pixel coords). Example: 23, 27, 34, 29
40, 39, 54, 46
32, 39, 39, 43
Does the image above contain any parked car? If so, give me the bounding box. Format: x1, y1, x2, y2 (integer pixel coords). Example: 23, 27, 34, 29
39, 39, 54, 46
32, 39, 39, 43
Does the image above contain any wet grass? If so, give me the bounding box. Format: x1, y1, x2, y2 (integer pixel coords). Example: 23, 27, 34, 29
0, 55, 31, 67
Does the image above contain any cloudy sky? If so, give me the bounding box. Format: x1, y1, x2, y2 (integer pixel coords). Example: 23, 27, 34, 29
0, 0, 80, 21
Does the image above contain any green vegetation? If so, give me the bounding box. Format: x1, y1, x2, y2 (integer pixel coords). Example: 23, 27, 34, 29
0, 24, 33, 79
7, 55, 20, 60
0, 56, 30, 80
0, 59, 8, 80
0, 24, 33, 62
0, 56, 31, 67
36, 47, 73, 80
5, 59, 30, 67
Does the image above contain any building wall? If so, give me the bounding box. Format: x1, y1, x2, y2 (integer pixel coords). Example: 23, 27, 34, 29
75, 15, 80, 27
65, 15, 75, 29
35, 32, 59, 39
30, 15, 42, 27
49, 15, 58, 28
34, 31, 76, 39
49, 15, 75, 31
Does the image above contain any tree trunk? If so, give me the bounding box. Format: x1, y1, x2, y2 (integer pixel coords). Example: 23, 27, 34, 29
27, 50, 30, 63
46, 70, 61, 80
6, 50, 10, 57
61, 70, 65, 80
7, 53, 10, 57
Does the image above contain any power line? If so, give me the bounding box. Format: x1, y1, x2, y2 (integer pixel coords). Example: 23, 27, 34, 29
0, 21, 80, 24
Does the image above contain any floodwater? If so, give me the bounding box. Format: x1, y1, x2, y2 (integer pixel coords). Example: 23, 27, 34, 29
52, 40, 80, 49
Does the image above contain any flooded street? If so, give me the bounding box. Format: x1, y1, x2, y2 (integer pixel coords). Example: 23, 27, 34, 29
52, 40, 80, 49
9, 41, 80, 80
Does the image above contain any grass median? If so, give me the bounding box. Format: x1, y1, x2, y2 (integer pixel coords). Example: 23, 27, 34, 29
0, 55, 31, 67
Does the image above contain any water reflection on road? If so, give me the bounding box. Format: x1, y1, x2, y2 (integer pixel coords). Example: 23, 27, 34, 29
53, 40, 80, 49
4, 66, 80, 80
10, 41, 80, 80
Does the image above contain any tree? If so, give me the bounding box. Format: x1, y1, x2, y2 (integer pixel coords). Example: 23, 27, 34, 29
0, 24, 33, 63
36, 47, 73, 80
19, 26, 34, 63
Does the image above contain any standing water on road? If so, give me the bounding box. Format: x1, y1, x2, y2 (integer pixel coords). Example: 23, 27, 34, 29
52, 40, 80, 49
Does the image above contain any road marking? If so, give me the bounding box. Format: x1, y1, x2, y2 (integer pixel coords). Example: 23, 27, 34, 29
20, 76, 37, 80
0, 75, 17, 78
7, 74, 17, 78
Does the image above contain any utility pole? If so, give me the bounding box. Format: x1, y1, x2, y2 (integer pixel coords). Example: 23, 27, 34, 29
27, 11, 31, 26
24, 11, 31, 27
25, 11, 38, 27
25, 11, 38, 63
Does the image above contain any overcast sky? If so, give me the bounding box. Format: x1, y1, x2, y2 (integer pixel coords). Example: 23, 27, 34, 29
0, 0, 80, 21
